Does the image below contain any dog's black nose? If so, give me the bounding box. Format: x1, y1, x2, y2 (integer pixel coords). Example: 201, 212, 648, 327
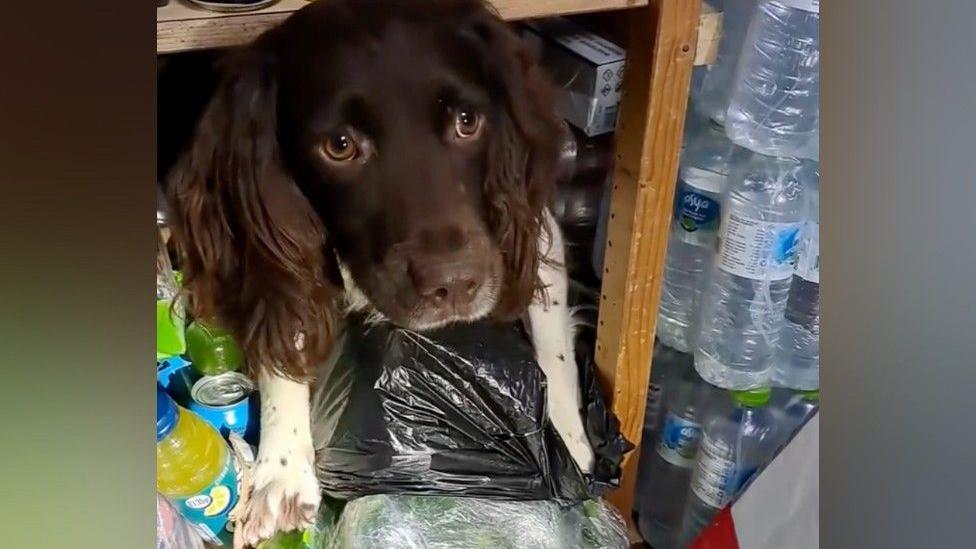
408, 259, 484, 307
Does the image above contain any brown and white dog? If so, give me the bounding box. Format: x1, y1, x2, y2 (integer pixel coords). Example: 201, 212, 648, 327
167, 0, 594, 544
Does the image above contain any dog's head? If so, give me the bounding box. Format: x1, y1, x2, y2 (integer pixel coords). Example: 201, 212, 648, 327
168, 0, 563, 378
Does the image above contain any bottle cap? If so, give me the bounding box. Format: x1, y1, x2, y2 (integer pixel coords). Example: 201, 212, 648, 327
157, 384, 178, 441
798, 389, 820, 402
731, 387, 771, 407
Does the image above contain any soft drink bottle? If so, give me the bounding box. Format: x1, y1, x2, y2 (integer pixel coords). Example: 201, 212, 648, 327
637, 356, 718, 549
724, 0, 820, 158
186, 318, 246, 376
157, 228, 186, 360
657, 122, 738, 353
157, 385, 239, 545
773, 163, 819, 389
676, 388, 780, 546
694, 153, 806, 389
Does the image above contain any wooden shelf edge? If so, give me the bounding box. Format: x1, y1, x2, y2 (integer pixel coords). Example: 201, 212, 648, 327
157, 0, 650, 54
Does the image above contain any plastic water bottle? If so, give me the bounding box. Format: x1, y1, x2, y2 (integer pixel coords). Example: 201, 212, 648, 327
656, 123, 737, 353
637, 358, 718, 549
644, 341, 687, 442
694, 0, 760, 125
633, 342, 687, 519
694, 153, 806, 389
778, 390, 819, 443
676, 388, 780, 546
724, 0, 820, 158
773, 164, 819, 389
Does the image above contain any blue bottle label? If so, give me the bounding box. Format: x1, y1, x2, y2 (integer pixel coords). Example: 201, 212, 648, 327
656, 413, 703, 468
674, 183, 722, 247
169, 451, 239, 545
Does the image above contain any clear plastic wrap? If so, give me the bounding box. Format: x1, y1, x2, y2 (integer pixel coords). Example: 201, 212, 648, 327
312, 494, 628, 549
724, 0, 820, 159
772, 163, 820, 389
156, 493, 206, 549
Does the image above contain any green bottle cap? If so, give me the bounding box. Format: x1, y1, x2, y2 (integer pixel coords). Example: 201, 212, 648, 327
798, 389, 820, 402
731, 387, 772, 407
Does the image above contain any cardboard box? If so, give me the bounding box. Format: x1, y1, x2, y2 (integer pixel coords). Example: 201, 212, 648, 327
523, 18, 626, 137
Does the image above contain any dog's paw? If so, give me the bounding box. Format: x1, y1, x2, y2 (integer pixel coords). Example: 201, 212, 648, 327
239, 449, 320, 547
547, 396, 596, 474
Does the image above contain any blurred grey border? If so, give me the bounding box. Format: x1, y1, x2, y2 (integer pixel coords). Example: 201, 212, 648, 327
823, 1, 976, 547
0, 0, 974, 547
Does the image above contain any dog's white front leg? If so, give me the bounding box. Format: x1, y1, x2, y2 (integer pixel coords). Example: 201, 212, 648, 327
528, 210, 596, 473
240, 369, 320, 546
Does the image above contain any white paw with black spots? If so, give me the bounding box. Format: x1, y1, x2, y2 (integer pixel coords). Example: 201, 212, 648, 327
240, 445, 319, 547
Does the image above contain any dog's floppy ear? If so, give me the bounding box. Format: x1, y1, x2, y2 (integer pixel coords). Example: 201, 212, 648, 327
167, 42, 339, 381
468, 14, 564, 319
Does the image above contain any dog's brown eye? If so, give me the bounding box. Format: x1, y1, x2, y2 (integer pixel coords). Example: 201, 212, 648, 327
454, 110, 483, 139
322, 134, 358, 162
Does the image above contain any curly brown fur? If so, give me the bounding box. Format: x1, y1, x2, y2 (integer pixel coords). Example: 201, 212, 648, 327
166, 0, 562, 380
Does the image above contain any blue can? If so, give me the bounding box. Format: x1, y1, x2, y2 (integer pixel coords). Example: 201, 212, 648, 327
189, 372, 260, 444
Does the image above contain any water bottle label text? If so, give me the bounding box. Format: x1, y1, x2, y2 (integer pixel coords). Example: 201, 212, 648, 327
718, 214, 802, 281
690, 434, 736, 509
675, 181, 722, 248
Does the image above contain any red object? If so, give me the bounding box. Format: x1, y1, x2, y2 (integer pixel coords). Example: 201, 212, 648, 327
689, 507, 739, 549
687, 413, 819, 549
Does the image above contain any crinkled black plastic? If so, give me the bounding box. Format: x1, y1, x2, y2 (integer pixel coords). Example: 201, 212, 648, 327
310, 316, 631, 502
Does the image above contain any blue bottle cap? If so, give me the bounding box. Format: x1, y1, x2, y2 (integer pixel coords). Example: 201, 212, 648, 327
157, 384, 178, 441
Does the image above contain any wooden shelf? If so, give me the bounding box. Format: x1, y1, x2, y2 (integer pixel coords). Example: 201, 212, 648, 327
157, 0, 649, 54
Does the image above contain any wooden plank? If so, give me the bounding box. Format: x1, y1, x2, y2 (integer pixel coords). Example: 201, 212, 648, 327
595, 0, 700, 524
157, 0, 649, 54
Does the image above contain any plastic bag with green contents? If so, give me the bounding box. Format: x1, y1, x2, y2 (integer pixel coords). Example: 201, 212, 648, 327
261, 494, 628, 549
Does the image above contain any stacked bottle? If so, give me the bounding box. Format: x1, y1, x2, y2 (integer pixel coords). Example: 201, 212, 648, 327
633, 2, 820, 546
772, 165, 820, 390
637, 352, 716, 549
656, 120, 738, 354
675, 388, 780, 546
693, 0, 820, 390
